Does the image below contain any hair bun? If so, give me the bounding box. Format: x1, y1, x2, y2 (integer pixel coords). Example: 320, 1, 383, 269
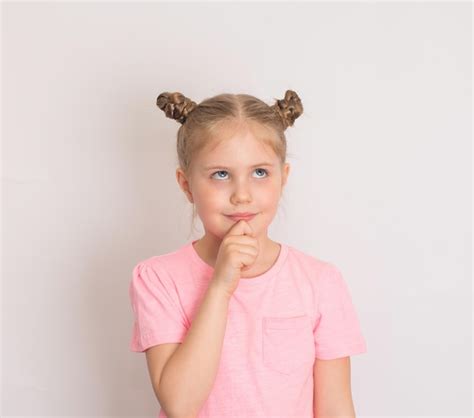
156, 92, 198, 124
271, 89, 303, 129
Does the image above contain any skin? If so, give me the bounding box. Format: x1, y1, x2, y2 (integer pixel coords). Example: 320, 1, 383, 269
176, 119, 290, 278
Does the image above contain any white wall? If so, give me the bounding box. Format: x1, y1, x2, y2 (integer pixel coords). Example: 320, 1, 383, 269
2, 2, 471, 417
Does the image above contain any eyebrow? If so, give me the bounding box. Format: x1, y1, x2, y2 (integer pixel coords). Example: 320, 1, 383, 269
203, 162, 275, 171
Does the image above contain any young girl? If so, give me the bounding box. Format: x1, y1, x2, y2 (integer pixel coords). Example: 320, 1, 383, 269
129, 90, 367, 418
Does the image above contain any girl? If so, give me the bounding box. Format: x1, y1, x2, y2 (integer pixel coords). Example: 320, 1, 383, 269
129, 90, 367, 418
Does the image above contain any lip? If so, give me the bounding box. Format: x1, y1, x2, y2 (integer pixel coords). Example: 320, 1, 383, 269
225, 213, 257, 221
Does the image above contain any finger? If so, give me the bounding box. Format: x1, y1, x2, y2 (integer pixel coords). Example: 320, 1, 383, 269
226, 234, 258, 247
227, 219, 254, 237
235, 245, 259, 258
238, 251, 258, 270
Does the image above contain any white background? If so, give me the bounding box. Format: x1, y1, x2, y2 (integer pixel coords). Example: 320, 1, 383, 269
2, 1, 472, 417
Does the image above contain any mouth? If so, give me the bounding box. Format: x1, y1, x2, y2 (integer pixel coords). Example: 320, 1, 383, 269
225, 213, 257, 221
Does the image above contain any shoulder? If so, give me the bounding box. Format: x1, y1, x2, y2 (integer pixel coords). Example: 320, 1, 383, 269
284, 244, 347, 294
129, 245, 196, 306
133, 243, 190, 274
130, 243, 193, 292
281, 245, 350, 318
285, 244, 341, 278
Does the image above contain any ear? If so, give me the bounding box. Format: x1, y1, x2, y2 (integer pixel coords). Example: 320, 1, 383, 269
176, 167, 194, 203
281, 163, 290, 188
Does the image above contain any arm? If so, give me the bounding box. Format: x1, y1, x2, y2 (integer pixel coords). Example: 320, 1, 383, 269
157, 282, 231, 418
313, 356, 356, 418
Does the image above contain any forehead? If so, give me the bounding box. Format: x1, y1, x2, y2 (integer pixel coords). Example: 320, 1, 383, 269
197, 121, 279, 163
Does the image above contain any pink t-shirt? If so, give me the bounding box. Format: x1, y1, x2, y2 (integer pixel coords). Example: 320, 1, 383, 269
129, 240, 367, 417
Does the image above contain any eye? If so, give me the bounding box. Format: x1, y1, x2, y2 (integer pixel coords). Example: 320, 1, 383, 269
210, 168, 269, 180
211, 170, 229, 180
254, 168, 268, 178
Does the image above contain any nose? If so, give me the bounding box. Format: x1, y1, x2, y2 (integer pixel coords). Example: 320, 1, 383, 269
230, 179, 252, 205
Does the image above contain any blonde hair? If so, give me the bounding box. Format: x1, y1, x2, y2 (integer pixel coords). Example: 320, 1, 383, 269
156, 90, 304, 237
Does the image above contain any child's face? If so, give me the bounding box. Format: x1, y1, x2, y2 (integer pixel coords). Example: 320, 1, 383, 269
177, 122, 290, 241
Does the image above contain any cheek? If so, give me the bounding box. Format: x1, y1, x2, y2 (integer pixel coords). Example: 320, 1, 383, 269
194, 184, 225, 209
259, 183, 282, 201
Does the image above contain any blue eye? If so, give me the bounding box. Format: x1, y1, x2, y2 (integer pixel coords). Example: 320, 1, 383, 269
212, 170, 229, 180
210, 168, 269, 180
254, 168, 268, 178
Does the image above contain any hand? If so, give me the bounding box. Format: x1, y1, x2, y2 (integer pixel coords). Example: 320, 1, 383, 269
210, 219, 259, 298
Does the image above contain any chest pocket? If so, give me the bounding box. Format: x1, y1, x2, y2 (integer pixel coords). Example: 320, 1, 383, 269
262, 314, 315, 375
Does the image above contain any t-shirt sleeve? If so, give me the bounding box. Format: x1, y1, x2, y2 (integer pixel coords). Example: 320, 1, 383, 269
128, 261, 189, 352
313, 263, 367, 360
